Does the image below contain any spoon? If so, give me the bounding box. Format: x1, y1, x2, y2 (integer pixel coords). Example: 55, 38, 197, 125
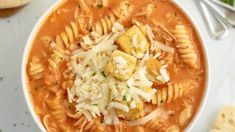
204, 0, 235, 27
199, 0, 228, 39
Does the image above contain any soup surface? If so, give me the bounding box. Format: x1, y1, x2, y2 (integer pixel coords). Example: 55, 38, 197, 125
26, 0, 207, 131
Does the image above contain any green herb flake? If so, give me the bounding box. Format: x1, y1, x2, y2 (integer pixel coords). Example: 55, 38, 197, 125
96, 4, 103, 8
122, 95, 127, 101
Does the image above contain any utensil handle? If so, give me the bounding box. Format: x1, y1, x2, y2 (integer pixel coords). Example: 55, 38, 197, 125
205, 0, 235, 27
200, 1, 228, 39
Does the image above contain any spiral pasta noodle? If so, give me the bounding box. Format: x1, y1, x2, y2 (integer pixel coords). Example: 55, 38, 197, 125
28, 56, 44, 80
42, 114, 58, 132
48, 41, 66, 69
173, 24, 198, 69
67, 111, 104, 131
92, 12, 116, 35
92, 0, 132, 35
75, 117, 104, 131
112, 0, 132, 22
46, 93, 67, 124
47, 1, 94, 69
49, 0, 90, 53
166, 125, 180, 132
57, 21, 80, 49
151, 81, 193, 105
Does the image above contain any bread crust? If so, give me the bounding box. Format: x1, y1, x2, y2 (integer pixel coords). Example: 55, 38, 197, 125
0, 0, 31, 9
211, 105, 235, 132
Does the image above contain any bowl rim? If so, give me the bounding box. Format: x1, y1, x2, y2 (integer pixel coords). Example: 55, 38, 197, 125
172, 1, 211, 131
21, 1, 211, 132
21, 0, 65, 131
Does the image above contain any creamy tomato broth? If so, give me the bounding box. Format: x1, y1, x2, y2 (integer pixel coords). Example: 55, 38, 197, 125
26, 0, 207, 131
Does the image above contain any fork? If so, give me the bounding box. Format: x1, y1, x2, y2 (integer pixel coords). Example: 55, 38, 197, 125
199, 0, 235, 39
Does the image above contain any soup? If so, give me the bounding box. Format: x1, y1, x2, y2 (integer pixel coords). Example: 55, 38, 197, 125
25, 0, 207, 131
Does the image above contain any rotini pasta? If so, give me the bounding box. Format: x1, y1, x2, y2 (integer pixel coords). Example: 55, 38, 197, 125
43, 114, 58, 132
173, 24, 198, 69
166, 125, 180, 132
151, 81, 194, 105
59, 20, 82, 49
92, 0, 132, 35
66, 111, 104, 131
179, 105, 192, 126
28, 56, 44, 80
112, 0, 132, 22
46, 92, 67, 124
48, 42, 66, 69
92, 12, 116, 35
74, 116, 104, 131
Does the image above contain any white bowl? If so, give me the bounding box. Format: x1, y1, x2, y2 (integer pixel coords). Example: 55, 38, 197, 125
21, 1, 210, 131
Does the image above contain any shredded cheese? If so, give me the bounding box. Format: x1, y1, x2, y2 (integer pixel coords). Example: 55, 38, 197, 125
155, 41, 174, 53
113, 56, 127, 69
112, 22, 125, 33
66, 22, 171, 125
127, 108, 168, 126
109, 102, 129, 112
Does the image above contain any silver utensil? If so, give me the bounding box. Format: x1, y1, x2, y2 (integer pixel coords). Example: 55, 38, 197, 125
199, 0, 228, 39
210, 0, 235, 12
205, 0, 235, 27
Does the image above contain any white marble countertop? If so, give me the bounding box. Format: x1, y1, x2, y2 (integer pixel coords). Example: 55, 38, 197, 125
0, 0, 234, 132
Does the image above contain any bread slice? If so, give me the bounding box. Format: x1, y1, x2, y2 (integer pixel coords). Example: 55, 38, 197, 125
211, 105, 235, 132
0, 0, 31, 9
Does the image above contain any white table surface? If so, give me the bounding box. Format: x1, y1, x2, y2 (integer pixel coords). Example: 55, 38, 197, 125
0, 0, 234, 132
